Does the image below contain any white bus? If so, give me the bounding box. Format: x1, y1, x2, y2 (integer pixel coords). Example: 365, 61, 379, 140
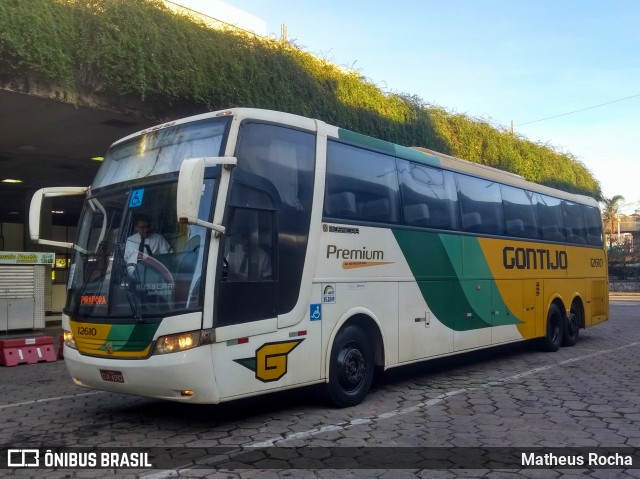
30, 108, 608, 407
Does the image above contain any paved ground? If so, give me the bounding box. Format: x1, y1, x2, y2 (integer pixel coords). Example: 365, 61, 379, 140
1, 298, 639, 478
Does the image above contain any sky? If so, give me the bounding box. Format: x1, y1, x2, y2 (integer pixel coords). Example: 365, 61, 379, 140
184, 0, 639, 213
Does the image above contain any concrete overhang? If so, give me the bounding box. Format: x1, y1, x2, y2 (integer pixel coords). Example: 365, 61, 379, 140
0, 87, 158, 225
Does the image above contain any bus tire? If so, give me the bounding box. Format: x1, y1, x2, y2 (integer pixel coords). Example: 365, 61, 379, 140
540, 303, 563, 352
562, 303, 581, 347
326, 325, 374, 408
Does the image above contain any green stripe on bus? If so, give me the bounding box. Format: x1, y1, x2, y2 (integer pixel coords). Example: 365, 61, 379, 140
394, 145, 441, 167
393, 230, 521, 331
338, 129, 396, 154
103, 323, 159, 351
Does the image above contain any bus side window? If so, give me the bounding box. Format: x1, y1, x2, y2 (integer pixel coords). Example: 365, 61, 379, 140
501, 185, 539, 239
583, 205, 604, 246
535, 193, 566, 241
325, 141, 400, 224
455, 173, 504, 236
536, 194, 566, 242
325, 192, 357, 218
562, 200, 587, 244
397, 160, 459, 230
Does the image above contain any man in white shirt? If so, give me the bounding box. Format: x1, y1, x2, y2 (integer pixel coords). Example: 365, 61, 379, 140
225, 233, 272, 282
224, 224, 273, 282
124, 214, 171, 267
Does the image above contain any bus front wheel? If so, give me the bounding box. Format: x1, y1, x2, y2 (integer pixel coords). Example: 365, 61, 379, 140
326, 325, 374, 408
540, 303, 564, 352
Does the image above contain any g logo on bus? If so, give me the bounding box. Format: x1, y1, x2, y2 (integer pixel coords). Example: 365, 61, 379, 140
234, 339, 304, 382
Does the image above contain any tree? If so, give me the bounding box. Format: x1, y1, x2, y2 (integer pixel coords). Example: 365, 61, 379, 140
601, 195, 625, 250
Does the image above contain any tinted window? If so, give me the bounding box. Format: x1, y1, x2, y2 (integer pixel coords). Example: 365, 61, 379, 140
325, 141, 400, 224
216, 207, 278, 326
583, 205, 604, 246
397, 160, 459, 230
223, 207, 275, 282
456, 174, 504, 235
562, 201, 587, 244
235, 123, 315, 314
236, 123, 315, 210
501, 185, 539, 239
535, 194, 566, 242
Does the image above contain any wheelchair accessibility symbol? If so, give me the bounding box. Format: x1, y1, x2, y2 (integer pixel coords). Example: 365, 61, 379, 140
129, 188, 145, 208
310, 304, 322, 321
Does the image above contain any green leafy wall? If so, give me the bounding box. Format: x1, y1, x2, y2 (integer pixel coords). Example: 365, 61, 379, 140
0, 0, 601, 198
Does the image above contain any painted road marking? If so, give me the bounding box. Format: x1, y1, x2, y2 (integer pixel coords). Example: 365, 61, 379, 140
0, 391, 104, 410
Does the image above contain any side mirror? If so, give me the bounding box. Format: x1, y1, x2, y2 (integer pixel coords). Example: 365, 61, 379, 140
177, 157, 236, 234
29, 186, 88, 249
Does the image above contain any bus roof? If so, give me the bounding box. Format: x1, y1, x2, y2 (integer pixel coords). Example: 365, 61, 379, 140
110, 107, 600, 209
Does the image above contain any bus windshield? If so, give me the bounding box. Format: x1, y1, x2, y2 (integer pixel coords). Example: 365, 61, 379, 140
66, 179, 216, 319
65, 118, 228, 320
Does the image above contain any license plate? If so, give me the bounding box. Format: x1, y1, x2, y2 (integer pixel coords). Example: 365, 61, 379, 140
99, 369, 124, 383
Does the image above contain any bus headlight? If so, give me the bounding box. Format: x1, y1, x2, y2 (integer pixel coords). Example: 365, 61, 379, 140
63, 330, 77, 349
154, 331, 201, 355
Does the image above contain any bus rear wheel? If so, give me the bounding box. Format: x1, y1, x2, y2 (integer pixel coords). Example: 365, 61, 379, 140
326, 325, 374, 408
540, 303, 563, 352
562, 303, 581, 347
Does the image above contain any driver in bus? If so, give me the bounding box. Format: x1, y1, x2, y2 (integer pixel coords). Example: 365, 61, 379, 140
124, 213, 172, 268
224, 229, 272, 282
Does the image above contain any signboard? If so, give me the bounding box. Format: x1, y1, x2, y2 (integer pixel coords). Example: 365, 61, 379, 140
0, 252, 55, 265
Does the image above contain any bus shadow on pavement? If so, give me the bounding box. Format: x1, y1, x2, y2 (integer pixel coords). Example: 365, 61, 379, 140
94, 331, 609, 427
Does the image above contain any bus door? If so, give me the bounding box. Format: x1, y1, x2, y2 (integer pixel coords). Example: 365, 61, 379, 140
212, 121, 316, 399
216, 206, 278, 326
